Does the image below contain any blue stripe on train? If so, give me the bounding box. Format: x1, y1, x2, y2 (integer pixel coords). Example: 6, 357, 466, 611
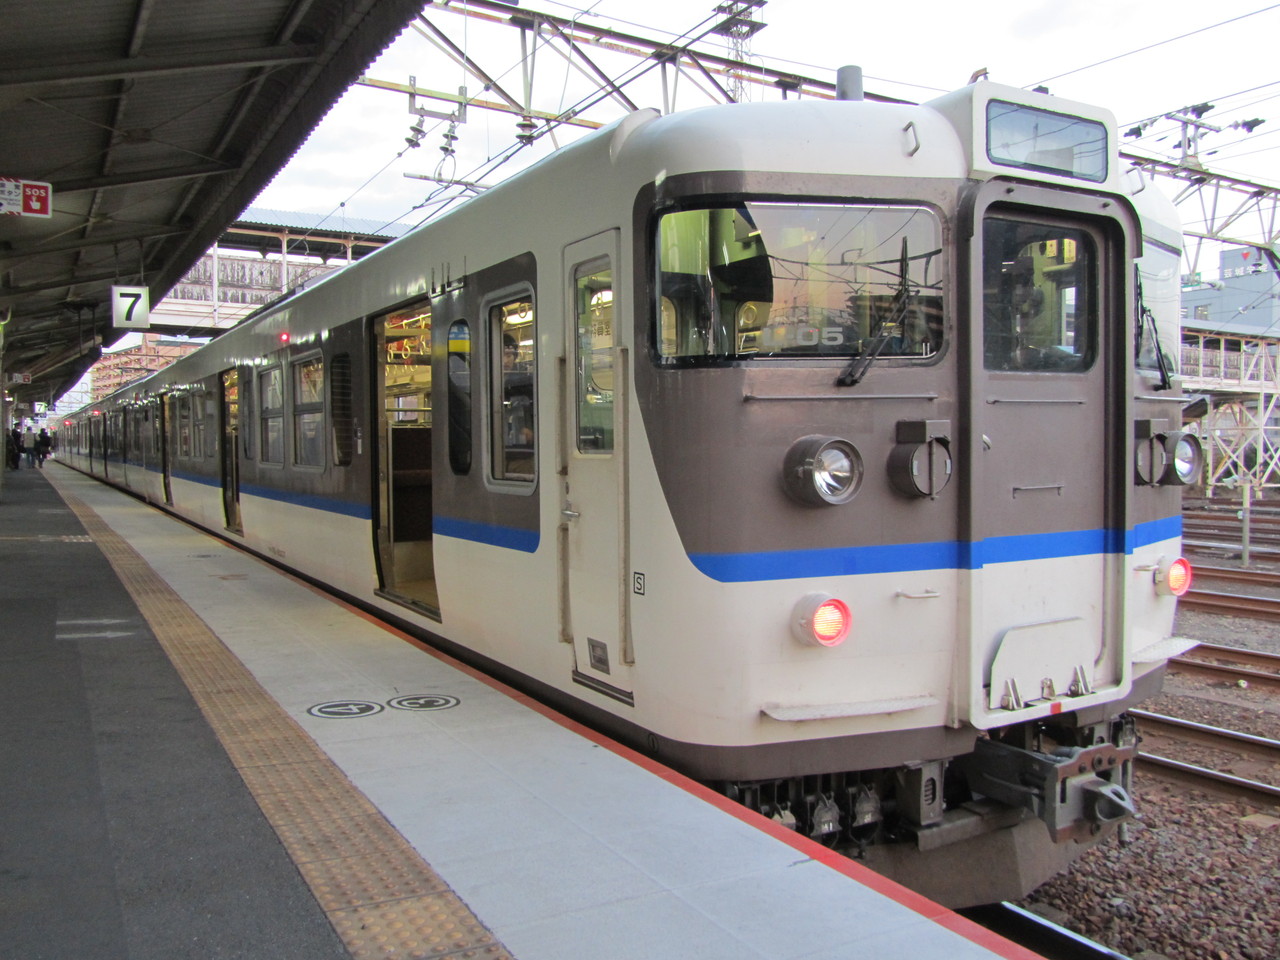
688, 516, 1182, 583
238, 482, 373, 520
199, 474, 1180, 570
163, 471, 533, 547
432, 516, 540, 553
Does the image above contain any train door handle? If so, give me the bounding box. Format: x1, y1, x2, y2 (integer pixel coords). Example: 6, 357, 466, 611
562, 507, 581, 520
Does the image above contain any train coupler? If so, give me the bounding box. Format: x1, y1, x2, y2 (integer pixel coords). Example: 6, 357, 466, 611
960, 734, 1137, 843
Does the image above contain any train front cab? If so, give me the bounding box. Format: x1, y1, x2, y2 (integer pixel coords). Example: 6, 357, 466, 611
618, 85, 1194, 904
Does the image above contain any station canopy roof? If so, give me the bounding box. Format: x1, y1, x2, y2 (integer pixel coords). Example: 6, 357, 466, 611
0, 0, 424, 407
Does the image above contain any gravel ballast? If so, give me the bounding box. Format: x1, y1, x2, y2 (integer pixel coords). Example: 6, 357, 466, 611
1016, 602, 1280, 960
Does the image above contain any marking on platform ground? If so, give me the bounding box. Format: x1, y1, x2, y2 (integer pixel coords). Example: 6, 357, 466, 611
308, 700, 384, 719
47, 470, 513, 960
388, 695, 460, 711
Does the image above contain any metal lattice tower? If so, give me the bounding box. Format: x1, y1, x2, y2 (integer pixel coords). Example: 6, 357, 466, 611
711, 2, 767, 102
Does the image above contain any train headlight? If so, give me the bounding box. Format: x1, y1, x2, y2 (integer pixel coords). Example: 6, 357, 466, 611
1155, 557, 1193, 597
1160, 432, 1202, 487
784, 436, 864, 506
792, 593, 852, 646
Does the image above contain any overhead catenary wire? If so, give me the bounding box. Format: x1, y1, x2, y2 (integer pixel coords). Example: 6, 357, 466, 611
1027, 3, 1280, 88
267, 0, 627, 246
394, 1, 773, 230
261, 1, 1280, 256
1123, 82, 1280, 131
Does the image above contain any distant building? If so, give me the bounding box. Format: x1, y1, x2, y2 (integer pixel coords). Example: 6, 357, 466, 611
82, 208, 410, 402
1182, 246, 1280, 338
91, 335, 203, 402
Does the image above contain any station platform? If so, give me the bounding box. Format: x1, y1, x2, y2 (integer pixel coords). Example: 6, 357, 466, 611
0, 462, 1041, 960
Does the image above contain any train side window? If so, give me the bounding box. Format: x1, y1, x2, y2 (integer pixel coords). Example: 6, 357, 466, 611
982, 217, 1097, 372
331, 354, 353, 466
241, 371, 254, 460
131, 408, 144, 461
447, 320, 472, 475
1135, 250, 1180, 376
192, 391, 207, 458
292, 356, 325, 467
177, 395, 192, 458
259, 366, 284, 464
491, 297, 536, 482
574, 261, 613, 453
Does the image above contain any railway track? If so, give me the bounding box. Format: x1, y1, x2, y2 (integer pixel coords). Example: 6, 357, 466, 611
960, 902, 1130, 960
1139, 637, 1280, 804
1169, 642, 1280, 691
1133, 708, 1280, 804
1177, 564, 1280, 620
1182, 506, 1280, 558
1190, 564, 1280, 587
1178, 588, 1280, 621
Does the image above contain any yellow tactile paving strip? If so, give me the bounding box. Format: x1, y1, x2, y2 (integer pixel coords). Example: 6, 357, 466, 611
49, 475, 514, 960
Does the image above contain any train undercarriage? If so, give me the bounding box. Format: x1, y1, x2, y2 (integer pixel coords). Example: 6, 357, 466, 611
721, 714, 1139, 907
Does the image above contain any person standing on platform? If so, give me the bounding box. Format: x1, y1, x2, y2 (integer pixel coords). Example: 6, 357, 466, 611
23, 426, 37, 468
36, 428, 51, 468
5, 426, 18, 470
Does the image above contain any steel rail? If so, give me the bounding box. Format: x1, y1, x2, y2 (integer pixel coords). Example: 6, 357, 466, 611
959, 902, 1130, 960
1131, 709, 1280, 762
1184, 509, 1280, 526
1138, 753, 1280, 802
1168, 653, 1280, 691
1183, 527, 1280, 544
1191, 565, 1280, 587
1184, 538, 1280, 558
1177, 589, 1280, 623
1188, 642, 1280, 671
1184, 527, 1280, 540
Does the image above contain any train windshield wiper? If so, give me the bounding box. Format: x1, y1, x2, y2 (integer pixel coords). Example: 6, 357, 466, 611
836, 318, 895, 386
1136, 267, 1173, 391
837, 237, 913, 387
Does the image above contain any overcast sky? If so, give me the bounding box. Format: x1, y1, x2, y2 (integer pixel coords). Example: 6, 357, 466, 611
252, 0, 1280, 235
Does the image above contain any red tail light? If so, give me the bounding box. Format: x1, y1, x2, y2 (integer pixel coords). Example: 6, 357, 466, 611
1164, 557, 1193, 597
793, 594, 851, 647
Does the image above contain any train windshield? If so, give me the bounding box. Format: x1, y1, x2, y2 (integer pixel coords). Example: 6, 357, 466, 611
656, 203, 943, 361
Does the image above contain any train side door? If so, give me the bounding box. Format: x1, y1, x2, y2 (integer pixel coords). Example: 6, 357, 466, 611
965, 187, 1129, 724
561, 232, 633, 702
220, 368, 242, 533
92, 415, 105, 478
159, 394, 173, 504
373, 302, 438, 613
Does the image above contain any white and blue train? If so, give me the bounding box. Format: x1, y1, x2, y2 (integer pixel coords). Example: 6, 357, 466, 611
61, 76, 1201, 906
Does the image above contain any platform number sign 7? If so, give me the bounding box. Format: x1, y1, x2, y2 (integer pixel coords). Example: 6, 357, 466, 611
112, 285, 151, 329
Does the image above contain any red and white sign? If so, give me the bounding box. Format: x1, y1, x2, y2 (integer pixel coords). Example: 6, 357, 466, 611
0, 178, 53, 218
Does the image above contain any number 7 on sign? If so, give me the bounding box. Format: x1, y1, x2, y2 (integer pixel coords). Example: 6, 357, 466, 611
111, 285, 151, 329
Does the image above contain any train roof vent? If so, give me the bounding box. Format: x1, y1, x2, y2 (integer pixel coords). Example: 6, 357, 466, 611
835, 66, 863, 101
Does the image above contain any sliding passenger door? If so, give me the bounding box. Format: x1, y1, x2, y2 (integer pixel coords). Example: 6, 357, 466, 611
159, 395, 173, 504
373, 302, 438, 613
560, 232, 632, 703
220, 368, 242, 533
